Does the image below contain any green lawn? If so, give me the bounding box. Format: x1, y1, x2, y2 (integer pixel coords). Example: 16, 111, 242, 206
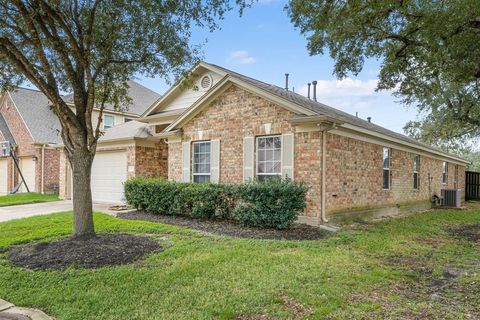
0, 210, 478, 320
0, 192, 59, 207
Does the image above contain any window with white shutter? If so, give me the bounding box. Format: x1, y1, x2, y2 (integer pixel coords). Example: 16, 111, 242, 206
243, 137, 254, 181
281, 133, 294, 180
182, 142, 190, 182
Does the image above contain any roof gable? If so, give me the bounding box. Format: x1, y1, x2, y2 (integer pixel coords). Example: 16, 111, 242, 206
160, 61, 467, 164
141, 64, 226, 118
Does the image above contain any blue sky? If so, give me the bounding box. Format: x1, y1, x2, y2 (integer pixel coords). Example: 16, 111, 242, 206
139, 0, 419, 134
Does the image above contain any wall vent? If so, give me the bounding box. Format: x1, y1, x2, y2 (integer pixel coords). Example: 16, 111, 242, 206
200, 75, 212, 90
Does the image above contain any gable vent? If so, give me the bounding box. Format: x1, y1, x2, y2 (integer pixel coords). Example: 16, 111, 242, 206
200, 75, 212, 90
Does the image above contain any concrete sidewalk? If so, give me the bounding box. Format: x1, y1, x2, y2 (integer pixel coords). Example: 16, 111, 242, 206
0, 200, 126, 223
0, 298, 52, 320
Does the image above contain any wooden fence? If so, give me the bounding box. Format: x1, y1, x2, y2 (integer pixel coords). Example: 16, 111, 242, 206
465, 171, 480, 200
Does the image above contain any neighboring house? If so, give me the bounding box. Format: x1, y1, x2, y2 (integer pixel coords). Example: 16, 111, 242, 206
57, 62, 468, 221
0, 81, 160, 196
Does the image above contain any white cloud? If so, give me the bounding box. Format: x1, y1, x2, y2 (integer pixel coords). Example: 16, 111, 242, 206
298, 78, 378, 98
257, 0, 278, 3
226, 50, 256, 65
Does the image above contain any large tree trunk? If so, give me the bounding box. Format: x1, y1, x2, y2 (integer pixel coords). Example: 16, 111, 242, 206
69, 146, 95, 237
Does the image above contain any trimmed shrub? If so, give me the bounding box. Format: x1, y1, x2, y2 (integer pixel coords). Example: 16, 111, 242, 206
233, 178, 309, 229
124, 177, 236, 219
124, 177, 308, 229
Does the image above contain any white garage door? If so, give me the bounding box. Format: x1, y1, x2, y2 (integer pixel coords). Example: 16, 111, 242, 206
91, 151, 127, 203
19, 157, 36, 193
0, 158, 8, 195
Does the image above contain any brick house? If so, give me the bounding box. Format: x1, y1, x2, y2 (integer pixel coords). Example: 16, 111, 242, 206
0, 81, 160, 196
58, 62, 468, 221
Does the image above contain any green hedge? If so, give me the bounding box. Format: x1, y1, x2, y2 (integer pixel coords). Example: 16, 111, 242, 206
124, 177, 308, 229
233, 179, 309, 229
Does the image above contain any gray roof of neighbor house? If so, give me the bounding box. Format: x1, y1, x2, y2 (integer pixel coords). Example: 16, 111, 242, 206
9, 87, 63, 144
8, 80, 160, 145
99, 120, 152, 141
63, 80, 161, 116
0, 113, 16, 145
203, 62, 460, 159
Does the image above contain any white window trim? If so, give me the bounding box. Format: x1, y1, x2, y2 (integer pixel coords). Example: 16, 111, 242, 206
413, 155, 420, 190
442, 161, 448, 184
192, 141, 211, 182
103, 114, 116, 129
383, 147, 391, 190
256, 135, 282, 180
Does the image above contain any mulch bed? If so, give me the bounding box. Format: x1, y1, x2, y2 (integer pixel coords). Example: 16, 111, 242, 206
7, 233, 162, 271
117, 211, 329, 240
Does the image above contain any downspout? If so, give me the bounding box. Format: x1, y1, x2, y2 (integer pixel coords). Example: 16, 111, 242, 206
41, 144, 45, 194
319, 123, 336, 224
321, 129, 328, 223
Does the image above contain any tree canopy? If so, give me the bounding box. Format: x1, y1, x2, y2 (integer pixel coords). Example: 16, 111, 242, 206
0, 0, 246, 236
288, 0, 480, 145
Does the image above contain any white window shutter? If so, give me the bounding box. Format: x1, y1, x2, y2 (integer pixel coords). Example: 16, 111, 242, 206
210, 140, 220, 183
182, 142, 190, 182
281, 133, 294, 180
243, 137, 254, 181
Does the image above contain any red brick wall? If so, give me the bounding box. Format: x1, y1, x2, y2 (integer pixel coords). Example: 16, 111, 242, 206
1, 95, 61, 194
168, 85, 320, 215
37, 148, 60, 193
166, 84, 467, 218
168, 142, 182, 181
133, 141, 168, 179
1, 94, 34, 193
294, 131, 321, 215
0, 95, 35, 156
325, 134, 464, 215
180, 86, 296, 183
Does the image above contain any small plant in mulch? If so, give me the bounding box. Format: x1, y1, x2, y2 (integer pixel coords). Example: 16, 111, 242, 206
6, 233, 162, 271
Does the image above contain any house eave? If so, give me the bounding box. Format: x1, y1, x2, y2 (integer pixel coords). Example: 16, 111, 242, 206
152, 129, 182, 139
288, 115, 344, 126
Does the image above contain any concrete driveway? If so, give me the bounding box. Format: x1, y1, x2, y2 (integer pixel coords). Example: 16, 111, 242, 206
0, 200, 122, 223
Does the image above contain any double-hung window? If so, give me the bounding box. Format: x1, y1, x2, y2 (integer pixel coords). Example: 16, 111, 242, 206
442, 161, 448, 184
383, 147, 391, 189
192, 141, 211, 183
413, 155, 420, 190
103, 114, 115, 129
256, 135, 281, 181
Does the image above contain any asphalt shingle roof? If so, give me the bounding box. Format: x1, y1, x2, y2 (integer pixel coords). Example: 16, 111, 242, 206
99, 120, 152, 141
0, 113, 16, 145
205, 62, 462, 160
63, 80, 161, 115
9, 87, 62, 144
9, 80, 160, 145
